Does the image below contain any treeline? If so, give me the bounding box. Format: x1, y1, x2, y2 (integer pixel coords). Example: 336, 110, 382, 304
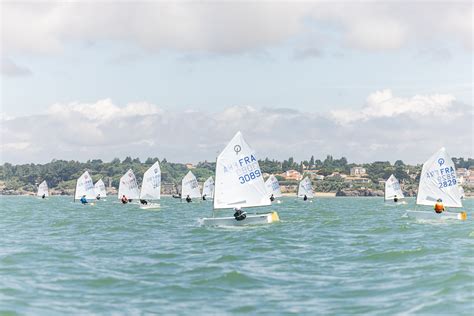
1, 155, 473, 192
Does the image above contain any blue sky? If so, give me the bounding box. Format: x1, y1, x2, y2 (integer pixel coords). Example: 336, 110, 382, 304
1, 2, 473, 164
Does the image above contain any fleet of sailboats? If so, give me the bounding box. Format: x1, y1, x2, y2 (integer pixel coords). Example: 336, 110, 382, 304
40, 143, 469, 224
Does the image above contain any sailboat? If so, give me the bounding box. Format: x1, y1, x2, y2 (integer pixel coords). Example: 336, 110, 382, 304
139, 161, 161, 209
118, 169, 140, 203
181, 171, 201, 201
200, 131, 279, 227
265, 174, 282, 203
37, 180, 49, 199
298, 176, 314, 201
94, 179, 107, 200
201, 176, 215, 200
384, 174, 406, 204
74, 171, 96, 203
405, 147, 467, 220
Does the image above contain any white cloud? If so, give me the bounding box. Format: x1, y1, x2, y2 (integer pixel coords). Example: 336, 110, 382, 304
1, 2, 472, 56
1, 57, 32, 77
1, 92, 472, 165
331, 89, 458, 124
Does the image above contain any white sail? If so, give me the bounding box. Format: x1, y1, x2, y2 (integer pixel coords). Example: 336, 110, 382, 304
37, 180, 49, 197
94, 179, 107, 198
416, 147, 462, 208
202, 176, 215, 199
265, 174, 282, 198
213, 131, 270, 209
298, 176, 314, 198
75, 171, 96, 200
140, 161, 161, 200
181, 171, 201, 199
384, 174, 404, 200
459, 185, 465, 199
118, 169, 140, 199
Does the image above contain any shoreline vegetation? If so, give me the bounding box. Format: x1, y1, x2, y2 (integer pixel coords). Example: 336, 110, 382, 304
1, 155, 473, 197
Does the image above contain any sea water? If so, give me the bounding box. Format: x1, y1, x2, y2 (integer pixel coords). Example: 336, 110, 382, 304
1, 196, 473, 315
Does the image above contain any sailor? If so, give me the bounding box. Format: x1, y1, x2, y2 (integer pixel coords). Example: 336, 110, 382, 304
202, 194, 207, 201
96, 194, 101, 200
186, 195, 192, 203
80, 195, 88, 205
393, 195, 398, 203
41, 193, 46, 199
121, 195, 129, 204
140, 199, 148, 205
303, 195, 308, 201
434, 198, 445, 214
270, 194, 275, 202
233, 207, 247, 221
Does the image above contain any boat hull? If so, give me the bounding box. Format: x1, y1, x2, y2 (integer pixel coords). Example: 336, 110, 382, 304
405, 210, 467, 221
139, 203, 160, 210
200, 212, 280, 227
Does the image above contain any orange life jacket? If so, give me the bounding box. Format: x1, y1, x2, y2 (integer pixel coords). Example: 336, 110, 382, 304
434, 202, 444, 213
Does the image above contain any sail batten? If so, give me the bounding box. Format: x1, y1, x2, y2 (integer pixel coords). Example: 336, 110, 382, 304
118, 169, 140, 199
384, 174, 404, 200
75, 171, 96, 200
213, 131, 270, 209
37, 180, 49, 197
298, 177, 314, 198
416, 147, 462, 208
265, 175, 282, 198
181, 171, 201, 199
140, 161, 161, 200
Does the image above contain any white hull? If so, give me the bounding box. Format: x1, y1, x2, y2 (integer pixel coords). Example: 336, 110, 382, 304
404, 210, 467, 221
200, 212, 279, 227
384, 200, 407, 205
139, 203, 160, 210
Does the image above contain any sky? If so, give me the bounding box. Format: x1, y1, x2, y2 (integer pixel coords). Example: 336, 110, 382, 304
1, 1, 473, 165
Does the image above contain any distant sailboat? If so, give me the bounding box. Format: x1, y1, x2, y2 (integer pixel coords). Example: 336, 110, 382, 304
94, 179, 107, 200
37, 180, 49, 198
405, 148, 467, 220
201, 176, 215, 200
74, 171, 96, 202
384, 174, 405, 204
139, 161, 161, 209
200, 131, 279, 227
181, 171, 201, 201
298, 176, 314, 200
265, 174, 282, 203
118, 169, 140, 202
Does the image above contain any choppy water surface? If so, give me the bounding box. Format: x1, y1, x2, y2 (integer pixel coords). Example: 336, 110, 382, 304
1, 196, 473, 315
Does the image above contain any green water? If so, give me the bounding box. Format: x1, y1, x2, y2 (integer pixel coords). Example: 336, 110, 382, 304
1, 196, 473, 315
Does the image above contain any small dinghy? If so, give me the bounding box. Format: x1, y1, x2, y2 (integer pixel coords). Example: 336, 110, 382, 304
298, 176, 314, 202
181, 171, 201, 202
74, 171, 96, 205
118, 169, 140, 204
200, 131, 280, 227
384, 174, 406, 205
139, 161, 161, 209
94, 179, 107, 201
405, 147, 467, 221
201, 176, 215, 201
265, 174, 282, 203
37, 180, 49, 199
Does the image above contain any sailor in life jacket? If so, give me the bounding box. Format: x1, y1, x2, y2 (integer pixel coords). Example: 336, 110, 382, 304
393, 195, 398, 203
434, 198, 445, 214
233, 207, 247, 221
